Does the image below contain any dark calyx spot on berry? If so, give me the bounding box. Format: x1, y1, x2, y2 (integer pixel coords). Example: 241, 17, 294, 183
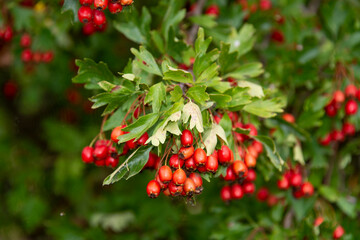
195, 186, 203, 194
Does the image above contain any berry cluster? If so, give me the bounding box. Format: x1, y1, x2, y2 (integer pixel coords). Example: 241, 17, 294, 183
81, 139, 119, 167
320, 85, 359, 146
277, 164, 314, 198
20, 33, 54, 63
0, 25, 13, 43
147, 129, 220, 200
313, 217, 345, 239
78, 0, 134, 35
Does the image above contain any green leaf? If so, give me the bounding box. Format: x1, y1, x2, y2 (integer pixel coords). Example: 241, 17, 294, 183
225, 62, 264, 80
336, 196, 357, 218
117, 113, 160, 143
72, 59, 116, 89
226, 24, 256, 57
319, 186, 339, 202
98, 81, 116, 92
193, 49, 220, 83
151, 30, 165, 53
234, 127, 251, 135
103, 107, 126, 131
131, 46, 162, 76
161, 0, 186, 42
203, 124, 228, 155
219, 113, 232, 140
237, 80, 264, 98
254, 135, 284, 171
209, 94, 232, 108
225, 87, 252, 110
103, 146, 153, 185
189, 15, 217, 28
163, 66, 193, 83
293, 141, 305, 165
195, 28, 212, 57
182, 101, 204, 133
186, 86, 210, 105
219, 42, 238, 74
170, 86, 183, 102
144, 83, 166, 113
243, 98, 284, 118
61, 0, 79, 23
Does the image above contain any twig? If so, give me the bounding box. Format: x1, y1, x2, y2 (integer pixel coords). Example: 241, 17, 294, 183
283, 208, 294, 229
121, 95, 141, 125
186, 0, 207, 44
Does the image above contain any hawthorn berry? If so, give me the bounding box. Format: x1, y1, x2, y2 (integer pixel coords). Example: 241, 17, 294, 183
144, 152, 158, 169
244, 153, 256, 168
94, 159, 106, 166
243, 123, 258, 137
126, 138, 137, 149
197, 166, 207, 173
220, 186, 232, 202
3, 81, 18, 99
231, 184, 244, 199
3, 26, 13, 42
78, 6, 93, 23
159, 165, 172, 183
172, 169, 187, 186
179, 146, 194, 160
189, 173, 203, 194
183, 178, 196, 196
168, 181, 182, 196
120, 0, 133, 5
184, 157, 196, 171
314, 217, 324, 227
21, 49, 33, 62
267, 195, 278, 207
271, 30, 284, 43
252, 141, 263, 154
232, 160, 248, 178
218, 145, 232, 164
83, 22, 96, 35
81, 146, 94, 163
105, 156, 118, 167
319, 133, 332, 146
108, 2, 122, 13
293, 189, 304, 198
42, 51, 54, 63
282, 113, 295, 123
290, 173, 302, 187
214, 113, 222, 124
93, 145, 108, 159
345, 99, 358, 115
20, 34, 32, 48
146, 180, 161, 198
246, 169, 256, 182
137, 132, 149, 146
333, 226, 345, 239
277, 176, 290, 190
256, 187, 269, 201
223, 165, 236, 181
169, 154, 184, 170
243, 182, 255, 194
80, 0, 93, 5
342, 122, 356, 136
94, 0, 108, 10
259, 0, 271, 11
331, 130, 345, 142
345, 84, 357, 97
228, 112, 239, 123
95, 139, 110, 147
163, 188, 171, 196
194, 148, 207, 167
111, 125, 126, 143
333, 90, 345, 103
155, 174, 168, 190
93, 9, 106, 26
180, 129, 193, 147
301, 182, 314, 197
206, 155, 218, 173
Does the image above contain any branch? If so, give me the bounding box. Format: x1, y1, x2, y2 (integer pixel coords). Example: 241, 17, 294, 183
186, 0, 207, 44
283, 208, 294, 229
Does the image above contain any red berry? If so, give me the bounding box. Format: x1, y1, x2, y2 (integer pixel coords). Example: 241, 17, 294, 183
168, 181, 183, 196
345, 99, 358, 115
169, 154, 184, 170
20, 34, 32, 48
244, 153, 256, 168
197, 166, 207, 173
105, 156, 118, 167
111, 125, 126, 143
133, 106, 140, 119
271, 30, 284, 43
214, 113, 222, 124
95, 21, 107, 32
301, 182, 314, 197
357, 88, 360, 101
290, 173, 302, 187
325, 102, 337, 117
227, 77, 237, 87
180, 129, 193, 147
95, 139, 110, 147
331, 130, 345, 142
79, 0, 93, 6
194, 148, 207, 167
120, 143, 129, 156
282, 113, 295, 123
179, 146, 194, 160
82, 22, 96, 35
277, 176, 290, 190
42, 51, 54, 63
243, 123, 258, 137
243, 182, 255, 194
137, 132, 149, 146
81, 146, 94, 163
159, 165, 172, 183
246, 169, 256, 182
247, 145, 258, 158
93, 145, 108, 159
345, 84, 357, 97
333, 226, 345, 239
314, 217, 324, 227
228, 112, 239, 123
267, 195, 278, 207
259, 0, 271, 10
205, 4, 219, 17
256, 187, 269, 201
183, 178, 196, 196
3, 81, 18, 99
155, 174, 168, 190
120, 0, 133, 5
144, 152, 158, 169
220, 186, 232, 202
252, 141, 263, 154
184, 157, 196, 171
147, 180, 161, 198
319, 133, 332, 146
3, 26, 13, 42
78, 6, 93, 23
163, 188, 170, 196
206, 155, 218, 173
218, 145, 232, 164
21, 49, 32, 62
189, 173, 203, 194
94, 159, 106, 166
333, 90, 345, 103
223, 165, 236, 181
93, 9, 106, 26
108, 1, 123, 13
126, 138, 137, 149
172, 169, 187, 186
232, 160, 248, 178
342, 122, 356, 136
231, 184, 243, 199
94, 0, 108, 10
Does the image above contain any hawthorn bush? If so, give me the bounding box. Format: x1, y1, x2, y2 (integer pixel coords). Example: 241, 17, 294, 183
1, 0, 360, 239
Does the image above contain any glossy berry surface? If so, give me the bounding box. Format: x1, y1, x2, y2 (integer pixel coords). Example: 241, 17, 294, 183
194, 148, 207, 167
80, 0, 93, 5
108, 2, 123, 13
169, 154, 184, 169
220, 186, 231, 202
94, 0, 108, 10
179, 146, 194, 160
93, 145, 108, 159
218, 145, 231, 164
345, 99, 358, 115
81, 146, 94, 163
172, 169, 187, 186
333, 226, 345, 239
93, 9, 106, 26
232, 160, 248, 178
146, 180, 160, 198
180, 129, 193, 147
231, 184, 243, 199
158, 166, 172, 183
111, 125, 126, 143
78, 6, 93, 23
183, 178, 196, 196
206, 155, 218, 173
